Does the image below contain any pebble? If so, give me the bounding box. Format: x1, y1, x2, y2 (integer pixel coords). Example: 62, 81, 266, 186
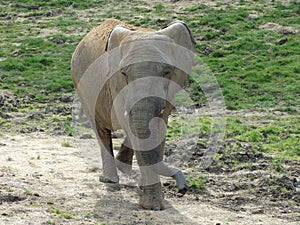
79, 133, 93, 139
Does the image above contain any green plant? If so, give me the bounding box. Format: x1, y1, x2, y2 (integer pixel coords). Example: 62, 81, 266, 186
64, 120, 74, 136
187, 175, 207, 191
6, 188, 14, 192
48, 208, 74, 219
280, 186, 288, 194
288, 200, 296, 207
24, 189, 33, 195
7, 157, 13, 161
30, 202, 40, 207
271, 159, 286, 173
247, 187, 256, 194
154, 3, 164, 12
62, 142, 73, 147
237, 130, 264, 142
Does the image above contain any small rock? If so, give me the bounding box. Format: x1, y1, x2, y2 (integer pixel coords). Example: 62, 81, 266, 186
53, 38, 65, 45
0, 112, 11, 119
143, 8, 152, 13
247, 13, 259, 20
112, 131, 124, 139
200, 45, 214, 56
278, 38, 288, 45
80, 133, 93, 139
163, 182, 171, 186
18, 81, 27, 86
252, 209, 265, 214
12, 42, 22, 47
279, 26, 298, 35
12, 49, 21, 57
259, 22, 299, 35
28, 113, 44, 120
59, 94, 73, 103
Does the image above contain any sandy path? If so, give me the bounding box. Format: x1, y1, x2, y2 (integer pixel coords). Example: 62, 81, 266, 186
0, 134, 298, 225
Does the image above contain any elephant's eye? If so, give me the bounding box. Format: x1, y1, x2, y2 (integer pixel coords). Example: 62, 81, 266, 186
162, 66, 173, 78
120, 68, 128, 77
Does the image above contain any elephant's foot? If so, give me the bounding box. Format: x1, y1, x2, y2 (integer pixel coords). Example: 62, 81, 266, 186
99, 174, 120, 191
99, 174, 119, 184
139, 182, 165, 210
173, 171, 189, 195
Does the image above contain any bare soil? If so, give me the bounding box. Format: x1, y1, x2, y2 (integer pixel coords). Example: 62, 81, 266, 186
0, 131, 299, 225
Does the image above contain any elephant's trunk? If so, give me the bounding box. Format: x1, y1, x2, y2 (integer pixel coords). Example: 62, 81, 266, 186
129, 97, 164, 135
128, 97, 188, 193
129, 97, 165, 166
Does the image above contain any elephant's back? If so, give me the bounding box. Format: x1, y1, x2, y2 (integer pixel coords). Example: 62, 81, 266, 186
90, 18, 154, 45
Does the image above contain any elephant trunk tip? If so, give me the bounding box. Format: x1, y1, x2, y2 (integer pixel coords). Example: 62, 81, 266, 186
172, 171, 189, 195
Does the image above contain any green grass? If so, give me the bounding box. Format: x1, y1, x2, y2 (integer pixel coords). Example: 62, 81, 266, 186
7, 156, 13, 161
166, 115, 211, 142
225, 115, 300, 161
24, 189, 33, 195
62, 141, 74, 147
187, 175, 207, 192
47, 208, 74, 219
183, 2, 300, 109
6, 188, 14, 193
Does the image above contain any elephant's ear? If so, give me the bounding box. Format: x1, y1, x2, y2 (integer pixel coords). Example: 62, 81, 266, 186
157, 21, 196, 52
158, 22, 196, 89
105, 25, 133, 51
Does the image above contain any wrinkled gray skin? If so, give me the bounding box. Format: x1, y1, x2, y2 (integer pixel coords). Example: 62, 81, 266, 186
71, 19, 195, 210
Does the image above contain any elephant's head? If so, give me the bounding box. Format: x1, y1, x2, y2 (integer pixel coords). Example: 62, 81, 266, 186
106, 23, 195, 201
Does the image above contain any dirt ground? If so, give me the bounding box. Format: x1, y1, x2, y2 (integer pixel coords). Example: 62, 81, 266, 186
0, 132, 299, 225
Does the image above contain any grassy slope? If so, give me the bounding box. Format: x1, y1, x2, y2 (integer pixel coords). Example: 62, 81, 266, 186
0, 0, 299, 160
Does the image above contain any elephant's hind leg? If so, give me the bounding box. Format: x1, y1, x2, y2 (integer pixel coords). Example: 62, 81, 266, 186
116, 137, 134, 174
96, 126, 119, 183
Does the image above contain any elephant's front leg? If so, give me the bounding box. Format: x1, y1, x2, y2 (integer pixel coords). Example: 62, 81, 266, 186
135, 150, 165, 210
96, 126, 119, 183
137, 161, 189, 210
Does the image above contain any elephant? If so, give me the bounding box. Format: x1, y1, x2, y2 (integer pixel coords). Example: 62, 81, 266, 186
71, 18, 195, 210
